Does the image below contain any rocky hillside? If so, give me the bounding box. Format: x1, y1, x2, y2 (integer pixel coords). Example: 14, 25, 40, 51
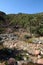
0, 11, 43, 36
0, 11, 43, 65
0, 33, 43, 65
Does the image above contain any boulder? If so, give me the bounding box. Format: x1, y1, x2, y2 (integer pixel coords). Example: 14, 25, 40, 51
41, 51, 43, 55
29, 50, 40, 56
17, 61, 29, 65
37, 55, 41, 59
37, 59, 43, 64
34, 50, 40, 55
7, 58, 17, 65
0, 62, 5, 65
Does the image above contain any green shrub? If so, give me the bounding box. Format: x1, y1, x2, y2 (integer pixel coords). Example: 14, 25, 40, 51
26, 39, 33, 43
38, 28, 43, 36
27, 39, 33, 43
24, 35, 31, 39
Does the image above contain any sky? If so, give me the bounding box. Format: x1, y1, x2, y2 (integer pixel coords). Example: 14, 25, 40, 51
0, 0, 43, 14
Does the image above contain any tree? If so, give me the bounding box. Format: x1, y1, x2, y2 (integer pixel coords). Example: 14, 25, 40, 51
28, 15, 33, 36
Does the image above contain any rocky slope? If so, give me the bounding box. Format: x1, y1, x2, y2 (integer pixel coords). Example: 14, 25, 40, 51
0, 33, 43, 65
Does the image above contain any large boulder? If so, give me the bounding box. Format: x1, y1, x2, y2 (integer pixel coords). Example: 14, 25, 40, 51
7, 58, 17, 65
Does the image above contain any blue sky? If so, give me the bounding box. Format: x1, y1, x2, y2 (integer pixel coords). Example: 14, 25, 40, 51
0, 0, 43, 14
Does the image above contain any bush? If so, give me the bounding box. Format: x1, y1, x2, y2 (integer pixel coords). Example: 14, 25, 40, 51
38, 28, 43, 36
24, 35, 31, 39
0, 37, 2, 41
25, 38, 33, 43
28, 39, 33, 43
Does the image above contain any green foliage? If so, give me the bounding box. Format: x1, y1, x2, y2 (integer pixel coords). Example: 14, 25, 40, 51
24, 35, 31, 39
27, 38, 33, 43
8, 13, 43, 36
38, 28, 43, 36
0, 28, 5, 33
0, 11, 43, 36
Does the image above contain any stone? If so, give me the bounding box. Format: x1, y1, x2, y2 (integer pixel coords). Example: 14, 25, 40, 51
23, 57, 27, 61
37, 55, 41, 59
33, 50, 40, 56
0, 63, 2, 65
41, 51, 43, 55
0, 62, 5, 65
37, 59, 43, 64
10, 45, 13, 49
26, 53, 29, 56
17, 61, 29, 65
29, 50, 40, 56
7, 58, 17, 65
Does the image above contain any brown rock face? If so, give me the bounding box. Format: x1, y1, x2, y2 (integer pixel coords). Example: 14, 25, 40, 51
7, 58, 17, 65
37, 59, 43, 64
